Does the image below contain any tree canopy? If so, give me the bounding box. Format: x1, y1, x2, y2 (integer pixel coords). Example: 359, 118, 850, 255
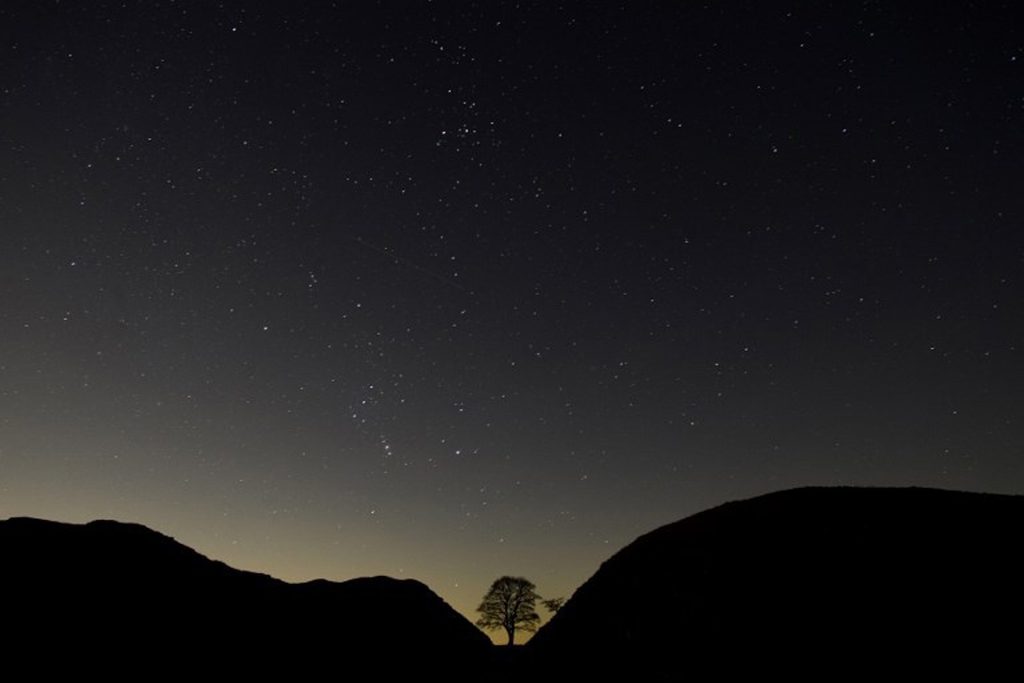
475, 576, 542, 645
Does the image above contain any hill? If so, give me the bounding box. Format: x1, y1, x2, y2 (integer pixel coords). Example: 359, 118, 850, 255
0, 517, 490, 677
528, 486, 1024, 676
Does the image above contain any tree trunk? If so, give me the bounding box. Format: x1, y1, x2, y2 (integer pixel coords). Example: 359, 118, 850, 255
505, 627, 515, 646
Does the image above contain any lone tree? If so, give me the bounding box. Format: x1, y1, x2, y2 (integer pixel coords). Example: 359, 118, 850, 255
475, 576, 541, 645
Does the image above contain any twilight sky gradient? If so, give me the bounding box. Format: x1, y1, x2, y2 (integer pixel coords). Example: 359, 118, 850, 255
2, 2, 1022, 639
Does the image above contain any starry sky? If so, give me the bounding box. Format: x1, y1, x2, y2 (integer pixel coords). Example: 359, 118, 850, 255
1, 2, 1022, 640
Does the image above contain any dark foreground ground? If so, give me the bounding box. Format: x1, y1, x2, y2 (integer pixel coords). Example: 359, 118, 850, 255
529, 487, 1024, 678
4, 486, 1023, 679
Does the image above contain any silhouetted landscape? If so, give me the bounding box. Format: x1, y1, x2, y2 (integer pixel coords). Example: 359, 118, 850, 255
529, 487, 1024, 676
5, 486, 1024, 678
0, 516, 490, 677
4, 3, 1021, 679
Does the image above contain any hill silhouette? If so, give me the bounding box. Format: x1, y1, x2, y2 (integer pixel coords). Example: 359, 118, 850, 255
0, 517, 489, 677
528, 486, 1024, 677
6, 487, 1024, 679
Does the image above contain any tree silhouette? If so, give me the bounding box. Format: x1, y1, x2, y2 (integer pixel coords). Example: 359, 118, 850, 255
475, 576, 541, 645
542, 596, 565, 613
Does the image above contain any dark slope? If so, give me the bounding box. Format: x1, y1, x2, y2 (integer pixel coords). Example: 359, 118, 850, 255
528, 487, 1024, 676
0, 517, 489, 677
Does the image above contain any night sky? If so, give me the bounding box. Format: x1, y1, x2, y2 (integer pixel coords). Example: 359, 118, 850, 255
2, 2, 1022, 639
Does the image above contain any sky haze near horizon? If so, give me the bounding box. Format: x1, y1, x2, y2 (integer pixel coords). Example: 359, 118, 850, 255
1, 2, 1021, 640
